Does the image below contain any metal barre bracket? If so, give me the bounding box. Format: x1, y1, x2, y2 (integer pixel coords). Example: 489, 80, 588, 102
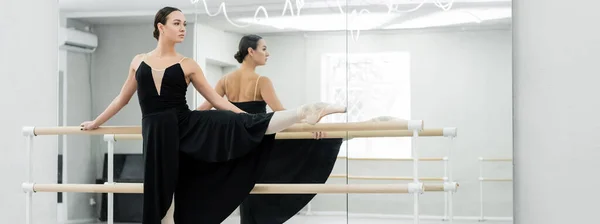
103, 134, 115, 142
408, 182, 424, 194
444, 182, 459, 193
22, 182, 35, 193
22, 127, 35, 137
443, 127, 457, 138
407, 120, 424, 131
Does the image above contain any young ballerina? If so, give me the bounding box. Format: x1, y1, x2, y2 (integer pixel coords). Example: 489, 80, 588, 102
196, 34, 327, 139
196, 34, 344, 224
79, 7, 346, 224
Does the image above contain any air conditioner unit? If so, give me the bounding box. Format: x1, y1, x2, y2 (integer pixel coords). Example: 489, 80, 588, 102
59, 27, 98, 53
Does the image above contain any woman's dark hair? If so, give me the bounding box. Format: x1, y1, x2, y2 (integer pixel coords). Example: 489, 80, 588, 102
234, 34, 263, 63
153, 6, 181, 40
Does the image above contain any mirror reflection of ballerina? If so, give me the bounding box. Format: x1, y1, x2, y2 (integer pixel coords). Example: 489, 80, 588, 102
80, 7, 346, 224
197, 34, 344, 224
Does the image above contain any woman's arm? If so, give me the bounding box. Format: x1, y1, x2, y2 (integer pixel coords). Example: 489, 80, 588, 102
186, 59, 245, 113
259, 77, 286, 111
196, 78, 226, 110
81, 55, 141, 130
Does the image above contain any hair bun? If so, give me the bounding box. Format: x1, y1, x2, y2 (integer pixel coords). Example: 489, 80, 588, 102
234, 34, 262, 64
234, 51, 243, 63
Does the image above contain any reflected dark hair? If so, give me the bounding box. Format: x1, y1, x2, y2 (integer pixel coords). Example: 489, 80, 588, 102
153, 6, 181, 40
234, 34, 263, 63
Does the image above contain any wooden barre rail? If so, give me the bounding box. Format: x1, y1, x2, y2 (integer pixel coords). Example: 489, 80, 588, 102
26, 120, 426, 136
479, 178, 513, 182
277, 129, 447, 139
336, 156, 445, 161
479, 158, 512, 162
23, 183, 456, 194
329, 175, 446, 181
107, 129, 456, 141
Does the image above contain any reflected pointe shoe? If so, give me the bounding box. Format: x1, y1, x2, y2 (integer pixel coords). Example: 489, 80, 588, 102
297, 102, 347, 125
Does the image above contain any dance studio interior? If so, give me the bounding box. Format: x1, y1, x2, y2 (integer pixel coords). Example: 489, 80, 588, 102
2, 0, 597, 224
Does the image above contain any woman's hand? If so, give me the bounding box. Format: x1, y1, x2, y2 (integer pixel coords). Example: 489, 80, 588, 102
312, 131, 326, 139
80, 121, 99, 131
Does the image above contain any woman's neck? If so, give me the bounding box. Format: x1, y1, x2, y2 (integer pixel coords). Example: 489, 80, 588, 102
152, 39, 177, 57
240, 60, 257, 72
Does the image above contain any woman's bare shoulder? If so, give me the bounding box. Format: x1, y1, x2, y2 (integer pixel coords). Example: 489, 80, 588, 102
257, 74, 272, 84
177, 55, 201, 76
130, 53, 146, 71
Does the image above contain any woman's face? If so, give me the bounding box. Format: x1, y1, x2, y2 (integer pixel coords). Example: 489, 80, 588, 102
159, 11, 187, 43
249, 39, 269, 65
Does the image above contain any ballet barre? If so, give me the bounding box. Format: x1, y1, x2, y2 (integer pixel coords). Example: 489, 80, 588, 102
20, 119, 454, 224
477, 157, 513, 221
104, 129, 451, 223
311, 156, 456, 221
98, 125, 439, 224
28, 119, 425, 136
103, 128, 457, 224
299, 128, 457, 223
22, 183, 458, 194
105, 129, 458, 141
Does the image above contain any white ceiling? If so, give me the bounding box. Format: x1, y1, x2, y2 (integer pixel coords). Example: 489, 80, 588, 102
60, 0, 512, 34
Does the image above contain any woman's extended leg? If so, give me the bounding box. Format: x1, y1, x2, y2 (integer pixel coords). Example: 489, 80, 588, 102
265, 102, 346, 135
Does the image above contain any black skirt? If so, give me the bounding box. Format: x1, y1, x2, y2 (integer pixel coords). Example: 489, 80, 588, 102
239, 138, 343, 224
141, 109, 276, 224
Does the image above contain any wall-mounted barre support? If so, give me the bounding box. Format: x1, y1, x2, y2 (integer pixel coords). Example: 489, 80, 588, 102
411, 129, 421, 224
478, 157, 513, 222
22, 127, 34, 224
103, 135, 115, 224
445, 133, 456, 222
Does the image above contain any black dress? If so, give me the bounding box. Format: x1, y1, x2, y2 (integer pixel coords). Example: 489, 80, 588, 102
135, 59, 276, 224
232, 100, 343, 224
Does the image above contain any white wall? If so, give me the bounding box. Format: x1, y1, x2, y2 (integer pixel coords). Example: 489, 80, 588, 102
514, 0, 600, 223
194, 24, 242, 67
194, 23, 242, 106
65, 51, 95, 221
54, 18, 98, 223
0, 0, 59, 223
254, 28, 513, 218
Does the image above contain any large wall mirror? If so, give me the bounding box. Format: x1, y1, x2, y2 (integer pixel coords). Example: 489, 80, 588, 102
58, 0, 512, 223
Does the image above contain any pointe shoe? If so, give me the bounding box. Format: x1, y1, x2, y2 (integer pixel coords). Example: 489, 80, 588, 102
298, 102, 347, 125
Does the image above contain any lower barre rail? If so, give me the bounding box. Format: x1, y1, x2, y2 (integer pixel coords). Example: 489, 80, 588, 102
22, 183, 458, 194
